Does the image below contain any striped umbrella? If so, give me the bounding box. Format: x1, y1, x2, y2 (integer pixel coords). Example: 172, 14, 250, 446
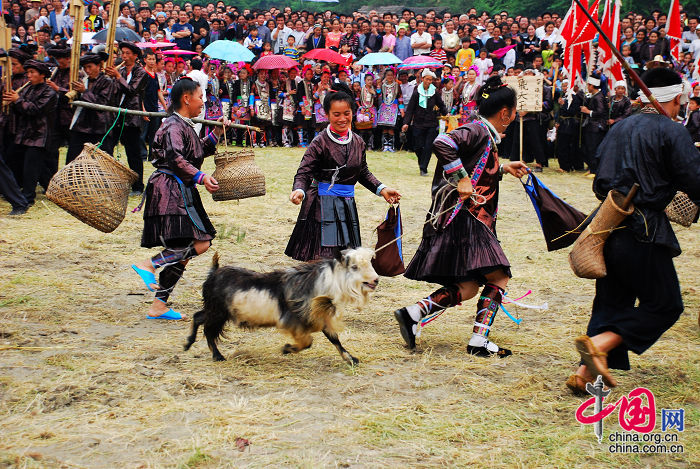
397, 55, 444, 70
253, 55, 299, 70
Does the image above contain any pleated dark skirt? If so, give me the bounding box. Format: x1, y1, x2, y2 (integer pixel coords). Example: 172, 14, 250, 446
404, 210, 511, 286
141, 179, 216, 248
285, 196, 361, 261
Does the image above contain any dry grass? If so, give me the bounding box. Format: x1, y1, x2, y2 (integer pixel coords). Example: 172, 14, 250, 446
0, 144, 697, 469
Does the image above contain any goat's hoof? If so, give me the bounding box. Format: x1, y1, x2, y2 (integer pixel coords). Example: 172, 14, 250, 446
212, 354, 226, 362
344, 353, 359, 365
183, 342, 193, 351
282, 344, 295, 354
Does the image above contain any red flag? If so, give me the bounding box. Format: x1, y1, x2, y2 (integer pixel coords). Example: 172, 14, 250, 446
666, 0, 682, 61
598, 0, 624, 81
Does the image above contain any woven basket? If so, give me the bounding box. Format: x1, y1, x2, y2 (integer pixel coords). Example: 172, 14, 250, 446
569, 190, 634, 279
211, 148, 266, 201
46, 144, 138, 233
665, 192, 698, 228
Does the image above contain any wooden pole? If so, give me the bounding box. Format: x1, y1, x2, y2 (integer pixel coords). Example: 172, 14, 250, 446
105, 0, 120, 68
571, 0, 669, 118
71, 100, 263, 131
519, 114, 523, 162
68, 0, 84, 95
0, 0, 12, 114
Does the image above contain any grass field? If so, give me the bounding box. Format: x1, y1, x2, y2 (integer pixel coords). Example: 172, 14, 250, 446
0, 145, 698, 468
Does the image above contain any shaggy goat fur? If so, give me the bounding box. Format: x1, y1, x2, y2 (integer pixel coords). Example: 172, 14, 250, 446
184, 248, 379, 364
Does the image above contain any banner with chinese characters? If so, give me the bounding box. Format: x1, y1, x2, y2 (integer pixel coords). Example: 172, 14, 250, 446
503, 76, 544, 113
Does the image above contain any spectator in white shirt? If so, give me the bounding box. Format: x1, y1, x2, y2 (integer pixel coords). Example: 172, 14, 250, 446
186, 58, 208, 134
480, 21, 494, 43
271, 13, 293, 54
535, 12, 553, 39
410, 20, 432, 56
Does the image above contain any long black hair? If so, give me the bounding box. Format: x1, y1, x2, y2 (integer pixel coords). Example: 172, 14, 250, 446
168, 77, 201, 114
477, 75, 517, 118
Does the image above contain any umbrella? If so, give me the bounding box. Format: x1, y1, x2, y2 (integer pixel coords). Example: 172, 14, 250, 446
253, 54, 298, 70
135, 42, 176, 49
67, 31, 97, 45
92, 27, 142, 43
521, 174, 588, 251
162, 49, 199, 56
202, 40, 255, 62
302, 48, 347, 65
357, 52, 402, 66
398, 55, 444, 70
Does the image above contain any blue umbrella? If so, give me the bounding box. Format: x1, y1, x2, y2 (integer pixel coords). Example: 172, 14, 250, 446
202, 40, 255, 62
357, 52, 402, 66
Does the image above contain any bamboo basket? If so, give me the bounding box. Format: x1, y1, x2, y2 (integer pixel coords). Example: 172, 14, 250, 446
569, 190, 634, 279
665, 192, 698, 227
211, 148, 266, 201
46, 144, 138, 233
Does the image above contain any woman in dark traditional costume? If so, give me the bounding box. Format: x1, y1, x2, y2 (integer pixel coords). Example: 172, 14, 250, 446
393, 76, 529, 357
286, 91, 401, 261
131, 78, 227, 320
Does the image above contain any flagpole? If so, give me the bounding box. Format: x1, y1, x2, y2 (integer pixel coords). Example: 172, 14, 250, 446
571, 0, 668, 117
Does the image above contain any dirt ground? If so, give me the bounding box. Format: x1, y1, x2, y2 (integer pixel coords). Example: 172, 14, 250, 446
0, 145, 697, 469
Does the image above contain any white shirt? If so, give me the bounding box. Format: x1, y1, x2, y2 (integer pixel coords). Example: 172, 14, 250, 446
536, 25, 546, 39
442, 31, 460, 50
290, 29, 306, 47
474, 58, 493, 85
187, 68, 209, 133
503, 48, 516, 70
400, 81, 416, 100
272, 26, 293, 53
410, 31, 432, 55
480, 31, 492, 43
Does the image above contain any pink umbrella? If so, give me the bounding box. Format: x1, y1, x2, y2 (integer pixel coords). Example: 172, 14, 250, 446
253, 54, 299, 70
162, 49, 199, 56
135, 41, 176, 49
398, 55, 444, 70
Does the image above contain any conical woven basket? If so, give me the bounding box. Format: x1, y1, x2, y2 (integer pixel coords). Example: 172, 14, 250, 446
46, 144, 138, 233
211, 148, 266, 201
665, 192, 698, 228
569, 190, 634, 279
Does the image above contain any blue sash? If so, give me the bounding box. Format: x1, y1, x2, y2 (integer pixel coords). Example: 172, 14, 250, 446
318, 182, 355, 197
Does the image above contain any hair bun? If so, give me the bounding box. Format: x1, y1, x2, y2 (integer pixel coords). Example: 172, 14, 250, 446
482, 75, 504, 94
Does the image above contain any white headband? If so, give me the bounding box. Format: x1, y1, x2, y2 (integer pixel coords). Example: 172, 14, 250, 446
586, 76, 600, 87
422, 69, 436, 79
639, 84, 683, 103
614, 80, 627, 90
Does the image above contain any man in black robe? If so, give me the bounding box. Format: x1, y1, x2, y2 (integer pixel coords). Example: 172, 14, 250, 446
106, 42, 149, 195
66, 53, 117, 163
567, 67, 700, 394
556, 81, 584, 172
44, 45, 72, 188
580, 74, 608, 177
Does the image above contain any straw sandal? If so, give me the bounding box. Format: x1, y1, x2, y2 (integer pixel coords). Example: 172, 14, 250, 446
574, 335, 617, 387
566, 373, 592, 396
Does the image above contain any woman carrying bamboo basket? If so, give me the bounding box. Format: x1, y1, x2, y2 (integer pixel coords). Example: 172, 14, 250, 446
131, 78, 228, 320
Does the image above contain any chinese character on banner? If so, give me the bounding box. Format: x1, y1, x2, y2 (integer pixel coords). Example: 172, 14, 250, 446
662, 409, 685, 432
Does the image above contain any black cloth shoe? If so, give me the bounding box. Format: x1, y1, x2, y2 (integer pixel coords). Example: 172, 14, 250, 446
9, 208, 28, 216
419, 170, 428, 176
394, 307, 417, 349
467, 344, 512, 358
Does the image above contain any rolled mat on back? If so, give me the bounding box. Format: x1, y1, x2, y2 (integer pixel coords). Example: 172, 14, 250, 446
568, 190, 634, 279
46, 144, 138, 233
